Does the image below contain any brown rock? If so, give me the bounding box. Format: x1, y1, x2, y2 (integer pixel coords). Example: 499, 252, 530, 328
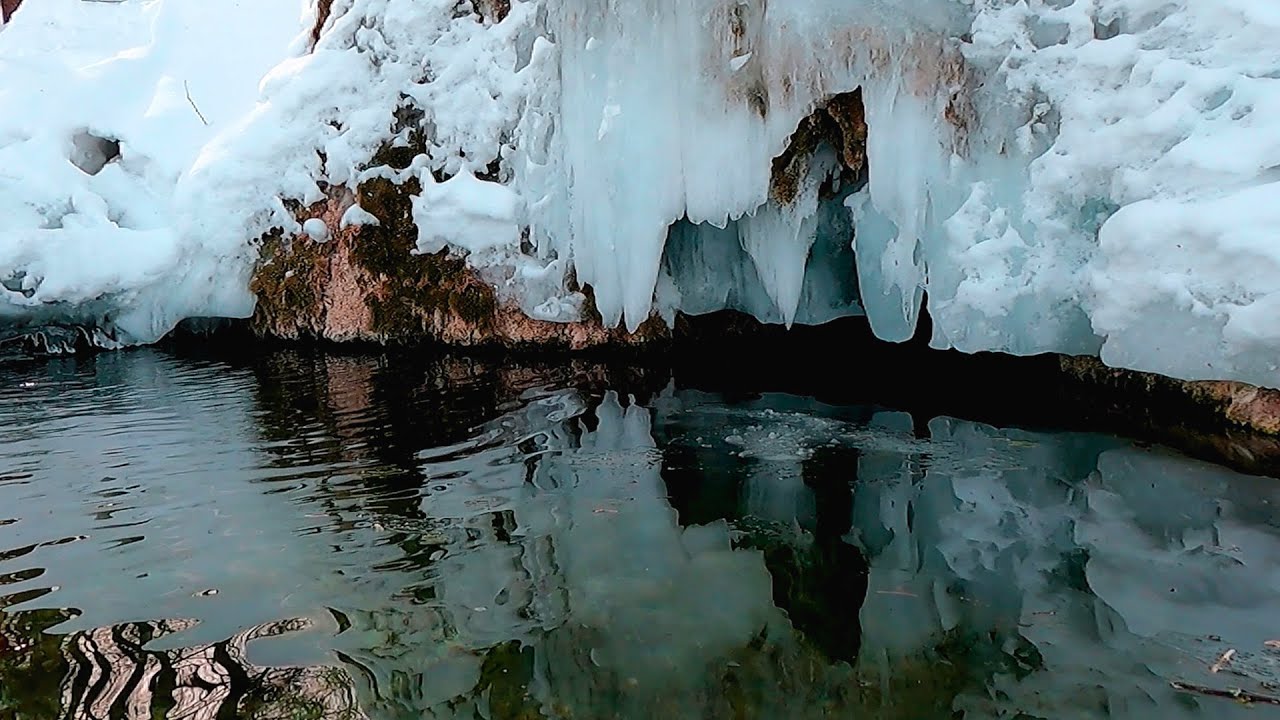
309, 0, 334, 48
249, 183, 667, 351
1058, 355, 1280, 469
2, 0, 23, 23
473, 0, 511, 23
770, 89, 868, 206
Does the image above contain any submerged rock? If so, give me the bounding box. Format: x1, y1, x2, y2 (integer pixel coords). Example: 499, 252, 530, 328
1059, 356, 1280, 470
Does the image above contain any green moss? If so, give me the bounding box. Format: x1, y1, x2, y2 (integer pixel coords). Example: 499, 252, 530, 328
0, 609, 75, 720
250, 227, 330, 338
352, 174, 499, 341
250, 139, 505, 344
471, 641, 542, 720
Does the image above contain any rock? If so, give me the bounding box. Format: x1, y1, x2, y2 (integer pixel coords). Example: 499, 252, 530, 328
769, 89, 868, 205
1059, 355, 1280, 469
249, 181, 668, 350
1, 0, 22, 24
309, 0, 333, 48
473, 0, 511, 23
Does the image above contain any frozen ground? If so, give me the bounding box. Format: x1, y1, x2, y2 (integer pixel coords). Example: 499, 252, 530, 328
2, 0, 1279, 386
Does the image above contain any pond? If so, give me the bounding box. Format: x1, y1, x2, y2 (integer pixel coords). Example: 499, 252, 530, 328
1, 347, 1279, 719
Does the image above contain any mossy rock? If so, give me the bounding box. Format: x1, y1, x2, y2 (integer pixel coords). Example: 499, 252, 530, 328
353, 175, 499, 340
250, 227, 329, 338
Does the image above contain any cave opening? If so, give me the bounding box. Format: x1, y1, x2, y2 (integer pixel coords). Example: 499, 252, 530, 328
658, 89, 873, 328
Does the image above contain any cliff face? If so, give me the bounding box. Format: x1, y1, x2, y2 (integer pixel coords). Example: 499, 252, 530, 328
240, 0, 1280, 385
4, 0, 1280, 390
250, 181, 667, 350
246, 79, 871, 350
237, 0, 1280, 463
4, 0, 1280, 465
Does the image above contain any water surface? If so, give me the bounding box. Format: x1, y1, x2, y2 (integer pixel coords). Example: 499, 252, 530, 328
2, 348, 1280, 719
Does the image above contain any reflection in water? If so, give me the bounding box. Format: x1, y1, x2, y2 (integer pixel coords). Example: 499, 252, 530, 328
0, 610, 363, 720
1, 348, 1280, 719
61, 618, 362, 720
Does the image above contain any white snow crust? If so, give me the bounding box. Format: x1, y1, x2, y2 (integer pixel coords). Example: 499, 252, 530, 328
3, 0, 1280, 386
0, 0, 305, 345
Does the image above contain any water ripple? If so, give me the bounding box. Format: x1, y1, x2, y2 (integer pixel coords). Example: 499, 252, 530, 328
0, 349, 1278, 719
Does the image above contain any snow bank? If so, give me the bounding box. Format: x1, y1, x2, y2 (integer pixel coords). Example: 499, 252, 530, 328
0, 0, 305, 345
4, 0, 1280, 387
957, 0, 1280, 382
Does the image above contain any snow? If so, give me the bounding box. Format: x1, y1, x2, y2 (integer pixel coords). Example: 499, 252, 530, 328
4, 0, 1280, 386
413, 169, 523, 257
0, 0, 305, 344
340, 203, 380, 228
949, 0, 1280, 383
302, 217, 330, 242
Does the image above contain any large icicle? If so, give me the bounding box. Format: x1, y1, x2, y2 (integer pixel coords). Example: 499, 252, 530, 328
551, 0, 968, 332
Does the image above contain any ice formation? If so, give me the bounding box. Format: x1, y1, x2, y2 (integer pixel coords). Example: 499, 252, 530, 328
3, 0, 1280, 386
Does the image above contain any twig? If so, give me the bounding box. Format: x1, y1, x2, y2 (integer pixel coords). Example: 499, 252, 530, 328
874, 589, 918, 598
184, 80, 209, 126
1211, 648, 1237, 673
1170, 681, 1280, 706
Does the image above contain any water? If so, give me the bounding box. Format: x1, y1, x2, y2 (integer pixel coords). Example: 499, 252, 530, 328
2, 347, 1280, 719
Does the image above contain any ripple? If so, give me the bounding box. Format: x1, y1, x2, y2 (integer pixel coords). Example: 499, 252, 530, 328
0, 349, 1278, 718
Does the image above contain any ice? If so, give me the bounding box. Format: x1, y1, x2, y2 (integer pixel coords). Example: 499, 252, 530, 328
541, 0, 1280, 384
548, 1, 965, 332
662, 147, 863, 327
948, 0, 1280, 378
6, 0, 1280, 385
1092, 185, 1280, 384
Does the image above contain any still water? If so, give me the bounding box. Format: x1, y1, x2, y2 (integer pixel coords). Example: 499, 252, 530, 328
1, 347, 1280, 719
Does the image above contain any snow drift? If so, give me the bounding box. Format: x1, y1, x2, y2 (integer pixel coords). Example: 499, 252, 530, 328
2, 0, 1280, 387
0, 0, 305, 346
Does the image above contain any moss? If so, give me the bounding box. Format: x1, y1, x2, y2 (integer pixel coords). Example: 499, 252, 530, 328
471, 641, 541, 720
247, 159, 507, 346
352, 175, 500, 341
250, 227, 331, 339
0, 609, 75, 720
369, 125, 429, 172
351, 176, 420, 275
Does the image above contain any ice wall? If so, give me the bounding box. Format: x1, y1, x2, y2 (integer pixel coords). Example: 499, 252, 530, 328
546, 0, 969, 332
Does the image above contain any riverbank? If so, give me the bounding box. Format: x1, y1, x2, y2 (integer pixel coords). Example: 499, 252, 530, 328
136, 311, 1280, 478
